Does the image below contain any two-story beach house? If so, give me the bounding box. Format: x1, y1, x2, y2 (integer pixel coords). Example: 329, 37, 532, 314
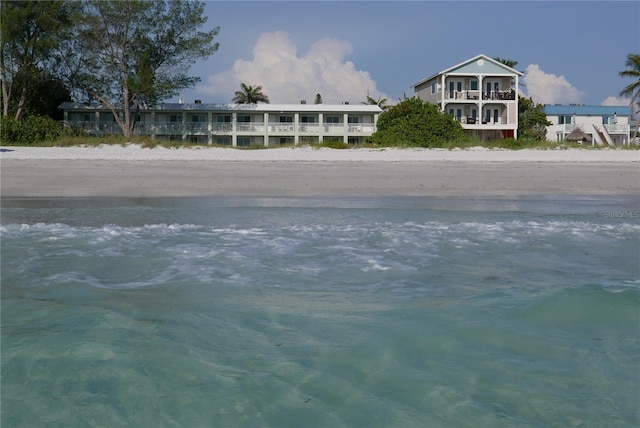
542, 104, 633, 146
413, 54, 522, 140
59, 102, 382, 147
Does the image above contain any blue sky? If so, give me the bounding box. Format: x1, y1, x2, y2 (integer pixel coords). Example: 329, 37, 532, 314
175, 1, 639, 107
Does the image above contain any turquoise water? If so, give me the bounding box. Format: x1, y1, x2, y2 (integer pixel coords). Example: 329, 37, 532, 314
2, 196, 639, 427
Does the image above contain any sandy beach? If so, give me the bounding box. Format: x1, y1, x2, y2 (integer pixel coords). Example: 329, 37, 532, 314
1, 145, 638, 198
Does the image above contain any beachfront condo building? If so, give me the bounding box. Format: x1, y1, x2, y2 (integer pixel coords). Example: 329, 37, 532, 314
59, 102, 382, 147
413, 54, 522, 140
543, 104, 633, 146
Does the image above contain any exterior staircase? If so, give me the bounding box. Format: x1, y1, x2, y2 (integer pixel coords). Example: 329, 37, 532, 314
592, 124, 611, 147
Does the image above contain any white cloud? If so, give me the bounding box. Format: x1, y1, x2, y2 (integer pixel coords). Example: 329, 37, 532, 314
601, 96, 630, 106
198, 31, 387, 104
522, 64, 585, 105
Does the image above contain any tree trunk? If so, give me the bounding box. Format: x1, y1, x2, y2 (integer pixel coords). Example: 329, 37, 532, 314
122, 87, 132, 139
1, 44, 11, 118
13, 80, 27, 120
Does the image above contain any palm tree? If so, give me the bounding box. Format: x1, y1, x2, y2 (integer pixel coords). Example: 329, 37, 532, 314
232, 83, 270, 104
619, 53, 640, 140
493, 57, 518, 69
362, 94, 389, 111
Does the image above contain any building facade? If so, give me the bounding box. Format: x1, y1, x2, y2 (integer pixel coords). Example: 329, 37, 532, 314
413, 54, 522, 140
543, 105, 633, 146
59, 102, 382, 147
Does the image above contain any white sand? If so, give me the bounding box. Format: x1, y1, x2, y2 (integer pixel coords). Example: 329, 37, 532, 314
2, 145, 639, 198
1, 144, 639, 162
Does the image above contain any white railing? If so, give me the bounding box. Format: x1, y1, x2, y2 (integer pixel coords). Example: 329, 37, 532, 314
604, 123, 630, 134
63, 120, 377, 138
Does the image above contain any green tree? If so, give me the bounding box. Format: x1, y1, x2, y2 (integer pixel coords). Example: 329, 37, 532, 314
493, 57, 518, 69
58, 0, 219, 138
367, 97, 465, 147
1, 0, 73, 119
232, 83, 270, 104
518, 96, 551, 141
362, 94, 389, 111
8, 67, 70, 120
619, 53, 640, 140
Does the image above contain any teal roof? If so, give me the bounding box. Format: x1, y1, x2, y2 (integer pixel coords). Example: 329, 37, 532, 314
543, 105, 632, 116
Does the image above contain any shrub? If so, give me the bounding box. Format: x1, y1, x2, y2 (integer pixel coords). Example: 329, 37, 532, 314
367, 97, 465, 148
314, 139, 349, 149
1, 115, 64, 145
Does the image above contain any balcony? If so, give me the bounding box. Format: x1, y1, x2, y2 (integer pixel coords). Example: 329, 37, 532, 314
267, 122, 294, 133
456, 117, 508, 126
445, 90, 516, 101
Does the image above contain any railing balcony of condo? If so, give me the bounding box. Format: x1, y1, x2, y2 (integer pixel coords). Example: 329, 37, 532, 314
445, 90, 516, 101
455, 117, 508, 125
563, 123, 630, 134
63, 120, 377, 136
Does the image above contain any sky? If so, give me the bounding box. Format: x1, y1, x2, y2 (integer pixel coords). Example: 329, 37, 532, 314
172, 1, 640, 108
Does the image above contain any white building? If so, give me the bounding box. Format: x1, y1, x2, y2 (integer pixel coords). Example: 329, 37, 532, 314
543, 105, 633, 146
413, 54, 522, 140
59, 102, 382, 147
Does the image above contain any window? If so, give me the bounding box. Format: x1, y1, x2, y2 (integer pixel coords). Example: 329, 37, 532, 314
470, 80, 478, 91
83, 114, 91, 122
301, 115, 316, 123
215, 136, 231, 146
348, 116, 359, 124
217, 115, 231, 123
279, 116, 293, 123
237, 137, 251, 147
431, 82, 437, 94
237, 115, 251, 123
559, 115, 573, 125
324, 116, 340, 124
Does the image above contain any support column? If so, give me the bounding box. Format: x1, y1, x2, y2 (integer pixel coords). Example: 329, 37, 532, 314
343, 113, 349, 143
232, 112, 237, 147
264, 112, 269, 147
182, 111, 187, 142
150, 111, 156, 139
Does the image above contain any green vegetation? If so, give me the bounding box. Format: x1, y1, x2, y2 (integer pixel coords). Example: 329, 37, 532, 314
518, 96, 552, 140
366, 97, 465, 147
619, 53, 640, 141
232, 83, 270, 104
361, 94, 389, 111
312, 140, 350, 149
0, 115, 64, 145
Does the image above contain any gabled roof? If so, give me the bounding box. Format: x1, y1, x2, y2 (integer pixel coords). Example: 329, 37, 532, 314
543, 105, 632, 116
413, 54, 523, 88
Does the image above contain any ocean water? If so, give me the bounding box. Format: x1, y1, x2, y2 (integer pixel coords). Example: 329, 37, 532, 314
1, 196, 639, 427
